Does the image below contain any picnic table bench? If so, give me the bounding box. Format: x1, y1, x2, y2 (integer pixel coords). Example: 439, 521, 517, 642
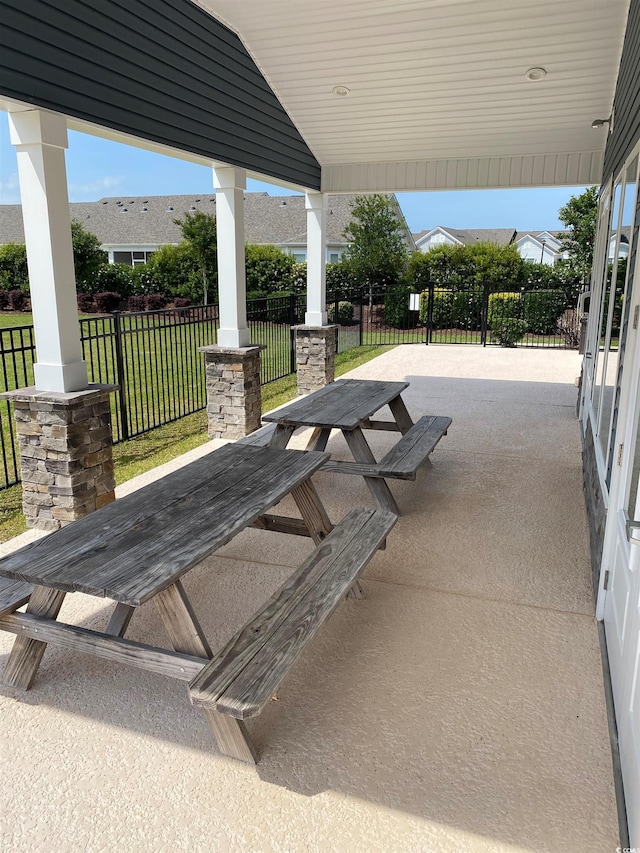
261, 379, 452, 513
0, 442, 396, 763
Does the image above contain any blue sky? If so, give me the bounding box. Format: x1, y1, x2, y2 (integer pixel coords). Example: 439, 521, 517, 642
0, 114, 587, 233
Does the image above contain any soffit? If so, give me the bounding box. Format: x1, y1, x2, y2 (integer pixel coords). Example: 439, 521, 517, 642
198, 0, 630, 190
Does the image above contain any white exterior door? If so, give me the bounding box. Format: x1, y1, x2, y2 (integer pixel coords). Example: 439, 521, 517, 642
600, 152, 640, 844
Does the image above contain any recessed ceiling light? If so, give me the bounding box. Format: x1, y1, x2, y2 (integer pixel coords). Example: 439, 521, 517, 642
525, 67, 547, 82
332, 85, 350, 97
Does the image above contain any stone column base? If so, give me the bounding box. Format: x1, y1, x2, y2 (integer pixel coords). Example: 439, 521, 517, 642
200, 345, 263, 439
295, 325, 338, 394
1, 385, 118, 531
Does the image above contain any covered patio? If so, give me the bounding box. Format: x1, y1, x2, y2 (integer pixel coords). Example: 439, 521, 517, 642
0, 345, 617, 852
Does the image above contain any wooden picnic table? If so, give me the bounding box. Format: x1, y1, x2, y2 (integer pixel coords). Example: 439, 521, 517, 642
0, 441, 397, 762
262, 379, 451, 515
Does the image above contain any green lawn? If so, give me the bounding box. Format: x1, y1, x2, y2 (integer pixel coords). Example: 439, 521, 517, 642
0, 343, 393, 543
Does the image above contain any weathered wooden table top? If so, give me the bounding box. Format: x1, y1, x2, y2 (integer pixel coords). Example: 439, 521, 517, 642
262, 379, 409, 430
0, 444, 328, 607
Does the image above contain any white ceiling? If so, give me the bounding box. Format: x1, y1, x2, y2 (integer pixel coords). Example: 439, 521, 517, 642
199, 0, 630, 191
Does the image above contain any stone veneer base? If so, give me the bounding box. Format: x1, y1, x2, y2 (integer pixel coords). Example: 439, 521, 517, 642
295, 325, 338, 395
200, 345, 263, 439
1, 384, 118, 531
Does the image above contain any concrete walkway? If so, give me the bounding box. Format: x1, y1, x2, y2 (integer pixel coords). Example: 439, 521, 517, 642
0, 345, 618, 852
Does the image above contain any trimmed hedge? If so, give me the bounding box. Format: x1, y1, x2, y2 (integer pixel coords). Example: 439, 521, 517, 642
523, 289, 567, 335
384, 285, 417, 329
8, 289, 28, 311
328, 301, 355, 324
77, 293, 95, 313
94, 292, 122, 313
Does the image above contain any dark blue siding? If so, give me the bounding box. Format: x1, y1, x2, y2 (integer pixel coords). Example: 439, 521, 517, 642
0, 0, 321, 189
604, 0, 640, 181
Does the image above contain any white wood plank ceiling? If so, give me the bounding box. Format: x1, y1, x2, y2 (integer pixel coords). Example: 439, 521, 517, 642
198, 0, 630, 191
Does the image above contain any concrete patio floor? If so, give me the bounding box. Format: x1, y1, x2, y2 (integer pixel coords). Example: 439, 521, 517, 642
0, 345, 619, 852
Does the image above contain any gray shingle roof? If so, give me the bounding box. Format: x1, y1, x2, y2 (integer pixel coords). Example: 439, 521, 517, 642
1, 193, 413, 249
415, 227, 517, 246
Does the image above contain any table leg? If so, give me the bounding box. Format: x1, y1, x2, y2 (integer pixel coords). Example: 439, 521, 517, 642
105, 603, 135, 637
268, 424, 296, 449
343, 427, 400, 515
291, 479, 333, 544
388, 395, 414, 435
2, 585, 66, 690
154, 580, 212, 659
305, 427, 332, 452
201, 708, 258, 764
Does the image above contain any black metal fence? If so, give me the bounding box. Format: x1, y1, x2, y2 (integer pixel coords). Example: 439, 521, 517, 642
0, 285, 580, 491
327, 284, 581, 350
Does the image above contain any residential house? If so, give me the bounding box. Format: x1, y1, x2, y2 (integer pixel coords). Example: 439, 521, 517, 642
0, 192, 415, 266
414, 225, 568, 265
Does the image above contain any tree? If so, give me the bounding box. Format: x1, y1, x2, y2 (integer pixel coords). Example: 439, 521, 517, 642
71, 219, 108, 292
558, 186, 599, 285
0, 243, 29, 293
174, 211, 217, 304
342, 195, 409, 294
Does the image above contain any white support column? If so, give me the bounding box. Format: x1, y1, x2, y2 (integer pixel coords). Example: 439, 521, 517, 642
9, 110, 88, 392
213, 166, 250, 348
305, 192, 328, 326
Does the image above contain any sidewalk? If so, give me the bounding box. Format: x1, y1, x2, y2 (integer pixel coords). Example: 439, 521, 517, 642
0, 345, 618, 852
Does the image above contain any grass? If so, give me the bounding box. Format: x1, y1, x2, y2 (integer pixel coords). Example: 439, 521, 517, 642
0, 343, 393, 544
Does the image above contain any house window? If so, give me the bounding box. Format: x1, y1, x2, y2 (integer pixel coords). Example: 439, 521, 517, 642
329, 253, 340, 263
292, 252, 306, 263
112, 251, 155, 266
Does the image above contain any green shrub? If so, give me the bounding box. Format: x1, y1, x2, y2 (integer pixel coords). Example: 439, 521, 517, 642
328, 301, 354, 324
384, 285, 417, 329
326, 259, 358, 297
488, 291, 523, 324
245, 245, 295, 295
419, 287, 484, 330
0, 243, 29, 293
523, 289, 567, 334
94, 263, 134, 298
490, 318, 527, 347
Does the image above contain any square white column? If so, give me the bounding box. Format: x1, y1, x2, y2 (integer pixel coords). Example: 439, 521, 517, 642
305, 192, 328, 326
9, 109, 88, 392
213, 166, 250, 348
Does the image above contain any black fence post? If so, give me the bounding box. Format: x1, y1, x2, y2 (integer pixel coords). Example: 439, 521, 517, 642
112, 311, 130, 441
481, 282, 490, 347
359, 288, 364, 347
426, 282, 435, 345
289, 293, 297, 376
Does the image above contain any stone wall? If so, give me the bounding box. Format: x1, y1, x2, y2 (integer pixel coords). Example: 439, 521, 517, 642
201, 345, 262, 439
2, 386, 117, 531
295, 325, 338, 395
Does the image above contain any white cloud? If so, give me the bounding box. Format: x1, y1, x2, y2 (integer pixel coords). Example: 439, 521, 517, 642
67, 175, 124, 201
0, 172, 20, 204
0, 173, 126, 204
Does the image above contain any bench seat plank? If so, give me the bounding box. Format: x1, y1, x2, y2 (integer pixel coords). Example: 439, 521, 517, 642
322, 415, 451, 480
0, 578, 32, 616
375, 415, 451, 479
189, 507, 396, 719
